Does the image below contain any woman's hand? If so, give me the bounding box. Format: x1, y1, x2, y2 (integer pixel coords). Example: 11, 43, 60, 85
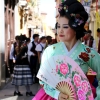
21, 56, 26, 59
58, 92, 68, 100
39, 79, 44, 88
13, 59, 16, 63
40, 84, 44, 88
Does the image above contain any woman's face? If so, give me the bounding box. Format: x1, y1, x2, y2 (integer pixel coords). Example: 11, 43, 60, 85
97, 32, 100, 38
57, 17, 76, 42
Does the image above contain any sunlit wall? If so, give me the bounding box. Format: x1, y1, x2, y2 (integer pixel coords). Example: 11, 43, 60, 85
0, 0, 5, 86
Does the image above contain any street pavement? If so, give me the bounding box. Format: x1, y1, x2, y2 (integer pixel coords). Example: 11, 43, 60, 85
0, 81, 40, 100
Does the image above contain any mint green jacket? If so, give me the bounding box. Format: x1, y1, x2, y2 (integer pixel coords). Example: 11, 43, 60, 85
39, 41, 100, 100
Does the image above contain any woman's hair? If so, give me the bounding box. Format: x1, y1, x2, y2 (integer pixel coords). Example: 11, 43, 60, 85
58, 0, 88, 39
55, 22, 58, 30
97, 28, 100, 32
15, 42, 21, 55
40, 36, 46, 41
33, 34, 39, 39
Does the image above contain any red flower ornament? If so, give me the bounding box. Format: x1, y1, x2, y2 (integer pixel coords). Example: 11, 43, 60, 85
86, 48, 91, 53
79, 52, 90, 62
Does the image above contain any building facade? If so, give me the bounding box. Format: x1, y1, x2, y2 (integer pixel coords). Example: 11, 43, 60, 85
0, 0, 19, 87
0, 0, 5, 87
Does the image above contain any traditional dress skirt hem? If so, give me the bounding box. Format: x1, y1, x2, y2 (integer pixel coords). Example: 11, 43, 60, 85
11, 65, 33, 86
32, 88, 56, 100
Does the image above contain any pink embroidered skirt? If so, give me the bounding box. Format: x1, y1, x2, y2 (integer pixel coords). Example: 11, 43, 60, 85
32, 88, 56, 100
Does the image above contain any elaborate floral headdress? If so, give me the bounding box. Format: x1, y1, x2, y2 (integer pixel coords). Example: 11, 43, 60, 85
58, 0, 85, 28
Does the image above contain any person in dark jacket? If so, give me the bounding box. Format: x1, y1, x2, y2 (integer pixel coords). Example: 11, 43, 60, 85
27, 34, 39, 83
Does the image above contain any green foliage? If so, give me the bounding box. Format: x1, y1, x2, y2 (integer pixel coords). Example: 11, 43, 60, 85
58, 69, 63, 77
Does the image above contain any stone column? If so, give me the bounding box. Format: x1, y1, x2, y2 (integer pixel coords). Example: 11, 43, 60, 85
14, 5, 20, 36
0, 0, 5, 86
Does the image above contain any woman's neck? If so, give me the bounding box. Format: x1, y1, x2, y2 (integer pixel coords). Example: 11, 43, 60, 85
64, 39, 78, 51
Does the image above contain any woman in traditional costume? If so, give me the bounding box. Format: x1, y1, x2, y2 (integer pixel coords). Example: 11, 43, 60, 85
33, 0, 100, 100
12, 40, 34, 96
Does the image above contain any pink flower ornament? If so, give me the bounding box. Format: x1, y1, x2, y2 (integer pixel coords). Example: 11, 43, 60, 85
88, 94, 94, 100
60, 63, 69, 76
73, 74, 81, 87
77, 89, 86, 100
81, 81, 88, 92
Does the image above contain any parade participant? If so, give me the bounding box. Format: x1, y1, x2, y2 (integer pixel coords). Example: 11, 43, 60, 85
46, 36, 53, 46
35, 36, 46, 64
35, 36, 46, 83
33, 0, 100, 99
12, 39, 34, 96
27, 34, 39, 82
9, 36, 20, 75
97, 28, 100, 53
84, 30, 96, 50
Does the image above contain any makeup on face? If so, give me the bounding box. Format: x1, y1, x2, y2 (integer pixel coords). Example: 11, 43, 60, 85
59, 35, 65, 37
57, 24, 69, 29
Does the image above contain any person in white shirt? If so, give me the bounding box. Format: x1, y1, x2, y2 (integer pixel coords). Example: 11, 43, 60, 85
35, 36, 46, 64
35, 36, 46, 83
27, 34, 39, 82
9, 36, 20, 75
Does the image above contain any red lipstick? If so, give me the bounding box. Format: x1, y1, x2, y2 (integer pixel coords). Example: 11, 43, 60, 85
59, 35, 64, 37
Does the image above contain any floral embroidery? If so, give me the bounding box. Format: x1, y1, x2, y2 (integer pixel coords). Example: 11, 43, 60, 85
86, 48, 91, 53
56, 60, 72, 78
79, 52, 90, 62
75, 46, 96, 66
77, 89, 86, 100
72, 71, 93, 100
60, 63, 69, 76
91, 54, 95, 58
88, 94, 94, 100
73, 74, 81, 87
81, 81, 88, 92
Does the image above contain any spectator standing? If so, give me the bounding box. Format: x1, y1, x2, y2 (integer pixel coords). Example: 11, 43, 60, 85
84, 30, 96, 50
46, 36, 53, 46
27, 34, 39, 82
97, 28, 100, 53
35, 36, 46, 83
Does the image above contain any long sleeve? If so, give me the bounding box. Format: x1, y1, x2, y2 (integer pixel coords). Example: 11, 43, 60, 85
93, 40, 97, 51
9, 44, 14, 59
39, 48, 60, 99
88, 50, 100, 100
27, 42, 35, 56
